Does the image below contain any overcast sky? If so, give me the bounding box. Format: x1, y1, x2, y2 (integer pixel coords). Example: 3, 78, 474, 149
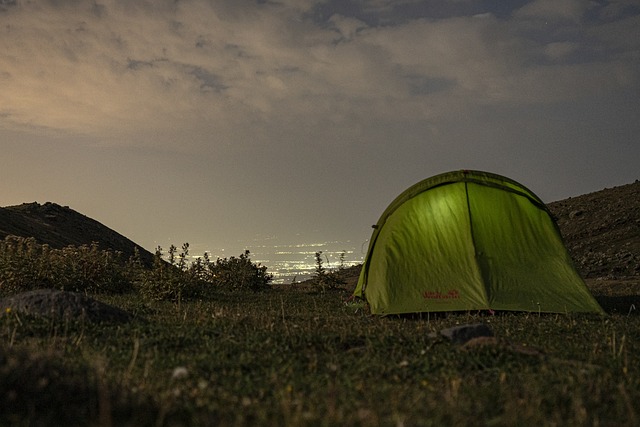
1, 0, 639, 258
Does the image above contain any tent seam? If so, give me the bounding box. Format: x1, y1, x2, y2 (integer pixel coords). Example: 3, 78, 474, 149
464, 181, 491, 308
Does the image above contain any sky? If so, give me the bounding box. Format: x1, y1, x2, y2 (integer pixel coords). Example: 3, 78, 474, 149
1, 0, 639, 260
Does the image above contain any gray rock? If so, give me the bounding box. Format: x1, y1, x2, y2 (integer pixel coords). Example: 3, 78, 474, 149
440, 323, 494, 345
569, 210, 584, 219
0, 289, 132, 323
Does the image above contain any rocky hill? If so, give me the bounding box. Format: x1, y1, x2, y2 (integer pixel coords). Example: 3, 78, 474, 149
548, 180, 640, 280
0, 202, 155, 266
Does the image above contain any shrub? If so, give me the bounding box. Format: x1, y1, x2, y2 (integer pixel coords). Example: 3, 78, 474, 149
0, 236, 132, 296
137, 247, 272, 299
0, 236, 51, 293
207, 250, 272, 292
312, 251, 346, 292
0, 237, 275, 301
53, 243, 131, 294
136, 244, 204, 302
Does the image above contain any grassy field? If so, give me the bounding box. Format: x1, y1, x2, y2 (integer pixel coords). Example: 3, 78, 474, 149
1, 283, 639, 427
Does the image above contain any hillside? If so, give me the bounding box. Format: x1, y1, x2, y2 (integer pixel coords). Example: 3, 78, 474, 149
0, 202, 155, 266
547, 180, 640, 280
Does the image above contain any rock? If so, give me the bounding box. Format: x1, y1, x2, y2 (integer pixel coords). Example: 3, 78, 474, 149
460, 336, 499, 349
460, 336, 545, 357
171, 366, 189, 380
569, 210, 584, 219
0, 289, 133, 323
440, 323, 494, 345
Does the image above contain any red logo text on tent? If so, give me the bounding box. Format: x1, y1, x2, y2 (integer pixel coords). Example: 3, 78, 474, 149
422, 290, 460, 300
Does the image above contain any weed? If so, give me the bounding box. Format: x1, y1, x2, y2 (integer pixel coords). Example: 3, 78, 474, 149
312, 251, 345, 292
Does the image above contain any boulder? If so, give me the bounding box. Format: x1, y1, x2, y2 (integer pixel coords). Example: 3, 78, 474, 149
0, 289, 132, 323
440, 323, 494, 345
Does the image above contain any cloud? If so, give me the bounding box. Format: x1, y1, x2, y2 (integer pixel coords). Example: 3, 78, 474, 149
0, 2, 282, 138
328, 14, 368, 41
514, 0, 588, 22
543, 41, 578, 60
0, 0, 638, 150
597, 0, 640, 21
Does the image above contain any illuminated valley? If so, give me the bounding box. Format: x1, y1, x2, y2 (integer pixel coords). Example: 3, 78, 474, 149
187, 240, 365, 284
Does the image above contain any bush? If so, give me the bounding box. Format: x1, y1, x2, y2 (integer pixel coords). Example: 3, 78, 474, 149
137, 247, 272, 300
207, 250, 272, 292
0, 236, 51, 293
136, 244, 204, 302
0, 237, 275, 301
54, 243, 131, 294
0, 236, 132, 296
312, 251, 346, 292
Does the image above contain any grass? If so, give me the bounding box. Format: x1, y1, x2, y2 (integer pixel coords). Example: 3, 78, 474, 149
1, 284, 640, 426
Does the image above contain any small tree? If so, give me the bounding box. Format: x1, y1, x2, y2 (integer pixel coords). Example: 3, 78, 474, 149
314, 251, 327, 286
338, 250, 346, 271
313, 251, 345, 292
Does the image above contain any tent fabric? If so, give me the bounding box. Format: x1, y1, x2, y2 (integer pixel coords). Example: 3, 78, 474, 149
354, 170, 603, 315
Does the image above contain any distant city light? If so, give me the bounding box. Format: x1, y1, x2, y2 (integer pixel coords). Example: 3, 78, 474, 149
179, 239, 364, 284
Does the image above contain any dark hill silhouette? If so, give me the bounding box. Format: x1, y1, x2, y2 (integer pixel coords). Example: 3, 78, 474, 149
0, 202, 154, 266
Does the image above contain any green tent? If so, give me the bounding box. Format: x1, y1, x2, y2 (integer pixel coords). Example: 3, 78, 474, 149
354, 170, 603, 315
